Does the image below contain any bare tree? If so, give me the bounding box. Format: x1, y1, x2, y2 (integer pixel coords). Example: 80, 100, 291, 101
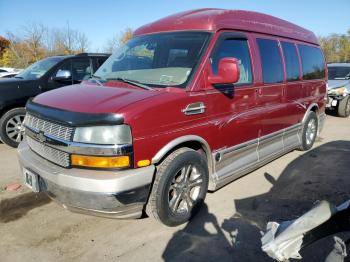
104, 27, 133, 53
22, 22, 47, 61
76, 32, 89, 53
0, 22, 91, 67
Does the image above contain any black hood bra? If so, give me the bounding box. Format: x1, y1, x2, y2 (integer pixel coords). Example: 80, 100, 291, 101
26, 99, 124, 127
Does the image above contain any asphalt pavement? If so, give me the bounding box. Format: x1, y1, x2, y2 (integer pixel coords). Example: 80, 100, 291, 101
0, 114, 349, 262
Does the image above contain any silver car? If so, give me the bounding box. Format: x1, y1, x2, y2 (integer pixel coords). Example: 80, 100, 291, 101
327, 63, 350, 117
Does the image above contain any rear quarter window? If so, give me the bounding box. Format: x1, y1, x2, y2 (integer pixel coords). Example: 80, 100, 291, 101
298, 45, 325, 80
281, 42, 300, 81
257, 39, 284, 84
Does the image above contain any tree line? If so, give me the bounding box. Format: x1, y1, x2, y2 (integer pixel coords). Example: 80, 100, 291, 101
0, 24, 349, 69
0, 24, 133, 68
319, 29, 350, 63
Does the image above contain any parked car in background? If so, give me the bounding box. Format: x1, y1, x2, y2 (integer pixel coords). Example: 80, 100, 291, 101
0, 53, 110, 147
18, 9, 326, 226
0, 67, 22, 78
326, 63, 350, 117
0, 71, 21, 78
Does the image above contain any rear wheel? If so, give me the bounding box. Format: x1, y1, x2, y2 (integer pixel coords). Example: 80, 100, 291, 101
299, 111, 318, 151
0, 108, 26, 148
337, 95, 350, 117
146, 147, 209, 226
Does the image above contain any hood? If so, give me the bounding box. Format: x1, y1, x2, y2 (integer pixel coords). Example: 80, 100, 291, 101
0, 77, 26, 85
327, 79, 350, 89
33, 83, 165, 114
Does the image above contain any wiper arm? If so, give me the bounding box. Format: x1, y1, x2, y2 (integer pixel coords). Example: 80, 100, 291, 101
89, 75, 103, 86
14, 76, 23, 79
91, 74, 101, 79
107, 77, 154, 91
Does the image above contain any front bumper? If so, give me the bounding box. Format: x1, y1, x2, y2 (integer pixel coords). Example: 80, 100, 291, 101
17, 140, 155, 219
326, 94, 345, 108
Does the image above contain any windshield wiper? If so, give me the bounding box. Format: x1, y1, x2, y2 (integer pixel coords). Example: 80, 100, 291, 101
14, 76, 23, 79
106, 77, 154, 91
89, 75, 103, 86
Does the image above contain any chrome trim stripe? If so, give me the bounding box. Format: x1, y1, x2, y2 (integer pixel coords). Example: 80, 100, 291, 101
211, 123, 303, 190
214, 123, 302, 159
217, 138, 258, 156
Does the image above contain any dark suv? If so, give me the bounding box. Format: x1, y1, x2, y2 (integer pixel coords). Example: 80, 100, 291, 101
0, 53, 109, 147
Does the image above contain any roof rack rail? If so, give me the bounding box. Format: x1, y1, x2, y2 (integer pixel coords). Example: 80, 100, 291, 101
76, 53, 110, 56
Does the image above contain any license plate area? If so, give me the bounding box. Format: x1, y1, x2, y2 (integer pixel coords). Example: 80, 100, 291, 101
23, 168, 40, 192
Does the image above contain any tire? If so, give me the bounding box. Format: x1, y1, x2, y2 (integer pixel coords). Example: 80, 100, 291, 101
146, 147, 209, 227
337, 95, 350, 117
0, 107, 26, 148
299, 111, 318, 151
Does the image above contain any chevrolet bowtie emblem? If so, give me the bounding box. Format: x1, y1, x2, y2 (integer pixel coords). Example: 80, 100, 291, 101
36, 131, 46, 143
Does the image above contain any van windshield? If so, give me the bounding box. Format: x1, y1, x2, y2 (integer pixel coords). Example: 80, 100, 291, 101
94, 32, 210, 88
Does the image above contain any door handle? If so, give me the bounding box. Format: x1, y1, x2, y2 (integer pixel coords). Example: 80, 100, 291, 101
182, 102, 206, 115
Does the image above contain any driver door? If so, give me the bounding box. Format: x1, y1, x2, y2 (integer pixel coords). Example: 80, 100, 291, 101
45, 58, 92, 91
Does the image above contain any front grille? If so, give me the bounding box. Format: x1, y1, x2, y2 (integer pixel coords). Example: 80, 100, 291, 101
27, 136, 70, 167
24, 114, 74, 141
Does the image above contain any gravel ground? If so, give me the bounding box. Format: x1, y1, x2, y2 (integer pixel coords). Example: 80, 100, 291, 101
0, 113, 349, 262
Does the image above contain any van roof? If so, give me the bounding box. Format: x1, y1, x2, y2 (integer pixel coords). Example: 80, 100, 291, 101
134, 8, 318, 45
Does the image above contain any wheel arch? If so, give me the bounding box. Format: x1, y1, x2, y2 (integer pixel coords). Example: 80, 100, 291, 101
0, 103, 26, 119
151, 135, 214, 176
302, 103, 319, 124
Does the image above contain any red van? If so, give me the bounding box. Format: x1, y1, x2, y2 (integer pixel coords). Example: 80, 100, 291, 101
18, 9, 327, 226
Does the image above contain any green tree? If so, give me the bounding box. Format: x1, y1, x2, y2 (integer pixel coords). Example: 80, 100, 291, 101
319, 29, 350, 63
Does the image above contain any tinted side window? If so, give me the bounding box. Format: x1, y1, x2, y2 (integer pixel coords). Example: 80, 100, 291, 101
72, 59, 91, 81
298, 45, 325, 80
211, 39, 253, 84
281, 42, 300, 81
257, 39, 284, 84
96, 57, 108, 69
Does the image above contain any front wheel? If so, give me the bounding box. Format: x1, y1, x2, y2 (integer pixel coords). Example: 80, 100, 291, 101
337, 95, 350, 117
0, 107, 26, 148
146, 147, 209, 226
299, 111, 318, 151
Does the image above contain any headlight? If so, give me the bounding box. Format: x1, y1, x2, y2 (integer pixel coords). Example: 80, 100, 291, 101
328, 87, 349, 96
73, 125, 132, 145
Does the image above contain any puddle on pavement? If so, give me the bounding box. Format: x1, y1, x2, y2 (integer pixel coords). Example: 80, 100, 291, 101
0, 192, 51, 223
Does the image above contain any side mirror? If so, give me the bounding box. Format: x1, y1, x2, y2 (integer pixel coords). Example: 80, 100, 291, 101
208, 58, 240, 85
53, 69, 72, 81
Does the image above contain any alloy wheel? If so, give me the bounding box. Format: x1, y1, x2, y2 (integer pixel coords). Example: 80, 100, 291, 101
5, 114, 26, 143
168, 164, 204, 215
305, 118, 317, 145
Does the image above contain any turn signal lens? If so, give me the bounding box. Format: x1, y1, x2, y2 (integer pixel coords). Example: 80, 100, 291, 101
137, 159, 151, 167
71, 155, 130, 168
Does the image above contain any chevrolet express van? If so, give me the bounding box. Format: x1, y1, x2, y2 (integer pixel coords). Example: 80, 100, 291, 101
18, 9, 327, 226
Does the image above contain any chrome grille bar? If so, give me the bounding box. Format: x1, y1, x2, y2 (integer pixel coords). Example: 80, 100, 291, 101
26, 136, 70, 167
24, 114, 74, 141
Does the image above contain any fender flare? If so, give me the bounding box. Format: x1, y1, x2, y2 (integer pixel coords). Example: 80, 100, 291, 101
151, 135, 214, 175
302, 103, 319, 123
